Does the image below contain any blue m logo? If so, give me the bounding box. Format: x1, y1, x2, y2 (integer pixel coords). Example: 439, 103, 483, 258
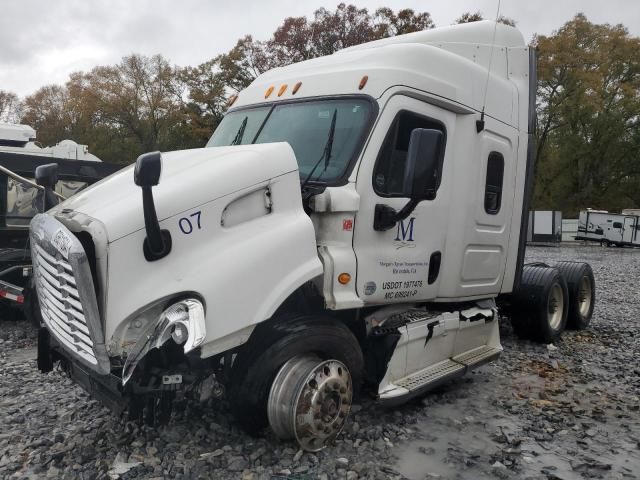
395, 217, 416, 242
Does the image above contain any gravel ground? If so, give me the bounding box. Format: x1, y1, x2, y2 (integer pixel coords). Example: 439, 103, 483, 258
1, 245, 639, 480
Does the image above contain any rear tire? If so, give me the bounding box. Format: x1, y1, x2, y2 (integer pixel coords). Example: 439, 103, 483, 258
228, 315, 363, 437
511, 266, 569, 343
554, 261, 595, 330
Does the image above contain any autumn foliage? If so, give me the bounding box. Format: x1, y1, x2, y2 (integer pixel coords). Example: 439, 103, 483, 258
1, 6, 639, 214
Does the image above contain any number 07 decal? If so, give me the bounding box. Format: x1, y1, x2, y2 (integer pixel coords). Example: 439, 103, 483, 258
179, 211, 202, 235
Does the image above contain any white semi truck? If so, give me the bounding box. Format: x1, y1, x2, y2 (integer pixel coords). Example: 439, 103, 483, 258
29, 21, 596, 452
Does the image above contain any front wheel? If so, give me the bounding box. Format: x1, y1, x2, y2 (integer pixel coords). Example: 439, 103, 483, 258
268, 356, 352, 451
228, 315, 363, 450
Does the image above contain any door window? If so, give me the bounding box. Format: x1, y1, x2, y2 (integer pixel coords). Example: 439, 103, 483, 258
484, 152, 504, 215
373, 111, 445, 197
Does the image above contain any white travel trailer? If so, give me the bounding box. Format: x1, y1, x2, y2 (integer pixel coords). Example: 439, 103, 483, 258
577, 209, 640, 247
29, 21, 596, 451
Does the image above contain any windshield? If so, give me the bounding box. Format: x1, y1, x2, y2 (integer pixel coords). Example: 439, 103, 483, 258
206, 98, 373, 183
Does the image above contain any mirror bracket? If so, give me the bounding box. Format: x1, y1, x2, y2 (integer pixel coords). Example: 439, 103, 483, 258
374, 199, 419, 231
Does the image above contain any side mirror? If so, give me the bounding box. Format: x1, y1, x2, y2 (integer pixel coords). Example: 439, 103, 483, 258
35, 163, 59, 211
402, 128, 443, 200
134, 151, 162, 187
35, 163, 58, 188
374, 128, 444, 231
134, 152, 171, 261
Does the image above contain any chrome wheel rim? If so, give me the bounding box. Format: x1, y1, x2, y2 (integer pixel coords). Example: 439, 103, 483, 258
578, 275, 592, 318
268, 356, 352, 452
548, 283, 564, 330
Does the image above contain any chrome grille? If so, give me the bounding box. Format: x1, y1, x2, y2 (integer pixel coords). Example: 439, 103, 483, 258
30, 214, 110, 374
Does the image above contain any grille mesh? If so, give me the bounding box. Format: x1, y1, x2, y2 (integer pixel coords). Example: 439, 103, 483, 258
33, 244, 98, 366
30, 214, 110, 374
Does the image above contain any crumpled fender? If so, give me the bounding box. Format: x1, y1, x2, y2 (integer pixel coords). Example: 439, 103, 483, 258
102, 143, 323, 359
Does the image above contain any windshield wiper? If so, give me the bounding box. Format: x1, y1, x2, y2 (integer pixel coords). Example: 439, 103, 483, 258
231, 116, 248, 145
300, 108, 337, 191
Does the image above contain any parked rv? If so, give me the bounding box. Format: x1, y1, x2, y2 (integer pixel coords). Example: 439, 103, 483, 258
576, 208, 640, 247
0, 123, 122, 315
29, 21, 596, 452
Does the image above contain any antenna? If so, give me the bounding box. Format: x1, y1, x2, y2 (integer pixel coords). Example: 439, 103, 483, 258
476, 0, 502, 133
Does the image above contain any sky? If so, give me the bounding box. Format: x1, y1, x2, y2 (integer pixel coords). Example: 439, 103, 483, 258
1, 0, 639, 98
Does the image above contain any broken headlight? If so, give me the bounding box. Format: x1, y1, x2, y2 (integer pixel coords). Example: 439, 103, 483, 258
122, 298, 206, 384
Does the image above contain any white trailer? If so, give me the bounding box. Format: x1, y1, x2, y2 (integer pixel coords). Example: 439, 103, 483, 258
577, 209, 640, 247
29, 21, 596, 451
527, 210, 562, 243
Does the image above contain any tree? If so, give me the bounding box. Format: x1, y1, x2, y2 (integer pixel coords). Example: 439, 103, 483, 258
222, 4, 435, 91
455, 11, 484, 24
217, 36, 272, 92
178, 60, 228, 145
534, 14, 640, 214
0, 90, 22, 123
455, 11, 516, 27
21, 85, 71, 146
375, 7, 434, 36
80, 54, 186, 161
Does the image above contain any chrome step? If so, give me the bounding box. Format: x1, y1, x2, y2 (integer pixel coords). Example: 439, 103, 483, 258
379, 359, 465, 405
453, 345, 502, 367
378, 345, 501, 406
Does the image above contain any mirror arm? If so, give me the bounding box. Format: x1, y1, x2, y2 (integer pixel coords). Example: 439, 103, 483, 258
373, 198, 419, 232
140, 185, 172, 262
141, 186, 164, 253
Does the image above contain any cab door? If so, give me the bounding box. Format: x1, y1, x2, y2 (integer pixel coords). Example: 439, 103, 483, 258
353, 95, 454, 304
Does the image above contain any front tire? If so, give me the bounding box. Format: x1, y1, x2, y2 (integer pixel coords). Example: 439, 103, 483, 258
512, 266, 569, 343
228, 315, 363, 442
554, 261, 595, 330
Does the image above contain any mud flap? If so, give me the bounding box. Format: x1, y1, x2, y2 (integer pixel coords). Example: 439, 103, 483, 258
37, 327, 53, 373
363, 329, 401, 394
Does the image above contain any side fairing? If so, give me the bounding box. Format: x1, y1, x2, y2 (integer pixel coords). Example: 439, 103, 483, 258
105, 169, 322, 357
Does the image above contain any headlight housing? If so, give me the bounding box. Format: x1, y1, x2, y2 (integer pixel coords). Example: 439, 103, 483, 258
122, 298, 206, 384
156, 299, 206, 353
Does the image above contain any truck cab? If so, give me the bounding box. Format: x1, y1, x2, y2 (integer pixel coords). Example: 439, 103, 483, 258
30, 21, 595, 452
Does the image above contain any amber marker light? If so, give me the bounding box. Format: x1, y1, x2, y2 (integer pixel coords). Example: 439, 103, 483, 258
292, 81, 302, 94
278, 84, 288, 97
358, 75, 368, 90
338, 273, 352, 285
265, 86, 274, 98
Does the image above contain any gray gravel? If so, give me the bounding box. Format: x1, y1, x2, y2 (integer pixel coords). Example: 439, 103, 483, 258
1, 245, 639, 479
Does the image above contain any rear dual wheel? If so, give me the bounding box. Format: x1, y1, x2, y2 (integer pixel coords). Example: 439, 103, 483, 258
554, 261, 595, 330
512, 265, 569, 343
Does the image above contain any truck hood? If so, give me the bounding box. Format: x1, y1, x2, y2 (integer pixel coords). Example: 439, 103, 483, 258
50, 143, 299, 242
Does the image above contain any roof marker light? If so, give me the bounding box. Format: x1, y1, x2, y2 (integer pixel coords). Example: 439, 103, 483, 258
292, 81, 302, 94
358, 75, 368, 90
265, 86, 274, 98
277, 84, 288, 97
